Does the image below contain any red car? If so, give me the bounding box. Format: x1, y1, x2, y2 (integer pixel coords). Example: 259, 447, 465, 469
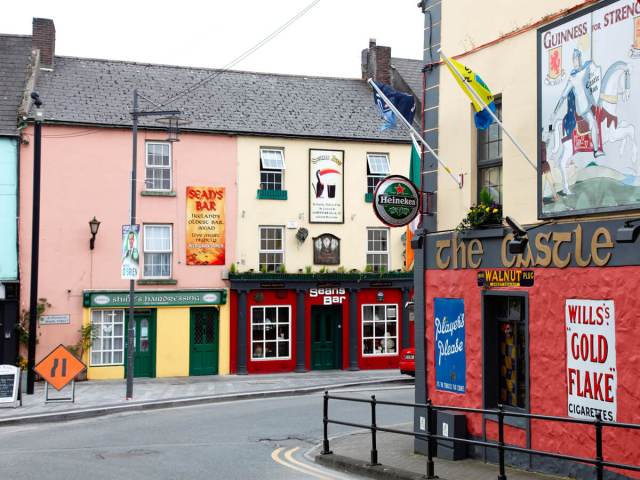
399, 347, 415, 377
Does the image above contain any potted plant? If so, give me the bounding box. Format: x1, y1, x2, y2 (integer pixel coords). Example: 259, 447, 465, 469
456, 187, 503, 231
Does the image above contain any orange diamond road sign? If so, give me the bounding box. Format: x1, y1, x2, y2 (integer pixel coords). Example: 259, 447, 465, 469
34, 345, 86, 391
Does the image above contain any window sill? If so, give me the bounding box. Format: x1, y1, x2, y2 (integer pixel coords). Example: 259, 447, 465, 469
137, 279, 178, 285
141, 190, 176, 197
257, 189, 288, 200
364, 192, 374, 203
458, 226, 506, 239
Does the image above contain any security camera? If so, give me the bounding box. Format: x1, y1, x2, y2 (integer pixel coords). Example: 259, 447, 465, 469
505, 216, 527, 237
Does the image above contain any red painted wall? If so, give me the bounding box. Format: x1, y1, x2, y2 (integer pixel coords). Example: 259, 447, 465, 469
425, 267, 640, 474
357, 289, 402, 370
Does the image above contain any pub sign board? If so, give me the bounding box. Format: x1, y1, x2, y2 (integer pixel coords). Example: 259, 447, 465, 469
434, 298, 466, 394
0, 364, 20, 406
373, 175, 420, 227
538, 0, 640, 218
313, 234, 340, 265
477, 269, 534, 287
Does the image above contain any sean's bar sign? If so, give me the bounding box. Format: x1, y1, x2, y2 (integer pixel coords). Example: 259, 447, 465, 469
566, 299, 616, 422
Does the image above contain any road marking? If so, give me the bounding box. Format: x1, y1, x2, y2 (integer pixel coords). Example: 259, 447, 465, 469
271, 446, 336, 479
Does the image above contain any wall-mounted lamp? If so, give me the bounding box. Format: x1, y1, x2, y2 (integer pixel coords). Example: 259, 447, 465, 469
296, 227, 309, 243
615, 218, 640, 243
376, 291, 385, 302
505, 216, 552, 254
89, 216, 101, 250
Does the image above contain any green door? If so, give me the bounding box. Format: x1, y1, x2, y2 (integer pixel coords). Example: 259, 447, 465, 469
189, 308, 219, 376
311, 306, 342, 370
125, 311, 156, 378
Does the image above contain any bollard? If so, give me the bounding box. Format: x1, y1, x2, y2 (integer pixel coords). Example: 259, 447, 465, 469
322, 391, 332, 454
497, 404, 507, 480
595, 413, 603, 480
426, 400, 436, 478
370, 395, 379, 465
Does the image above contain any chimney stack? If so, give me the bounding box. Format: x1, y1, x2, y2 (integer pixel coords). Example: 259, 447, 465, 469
32, 18, 55, 69
362, 38, 392, 85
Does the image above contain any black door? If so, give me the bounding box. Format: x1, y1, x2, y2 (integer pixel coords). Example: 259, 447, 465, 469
311, 306, 342, 370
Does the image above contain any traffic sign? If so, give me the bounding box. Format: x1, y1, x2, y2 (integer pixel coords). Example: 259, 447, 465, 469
34, 345, 86, 391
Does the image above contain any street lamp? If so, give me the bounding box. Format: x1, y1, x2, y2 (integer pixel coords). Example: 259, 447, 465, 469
89, 217, 101, 250
125, 90, 184, 400
505, 216, 553, 254
26, 92, 44, 395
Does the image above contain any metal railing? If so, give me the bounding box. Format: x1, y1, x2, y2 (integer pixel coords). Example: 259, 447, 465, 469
322, 391, 640, 480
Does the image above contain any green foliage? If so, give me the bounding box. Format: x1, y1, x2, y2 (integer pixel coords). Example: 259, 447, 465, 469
16, 298, 50, 346
260, 264, 268, 273
304, 265, 312, 274
229, 263, 238, 274
318, 266, 328, 274
336, 266, 346, 273
278, 264, 286, 274
67, 323, 96, 360
364, 264, 374, 273
456, 187, 503, 231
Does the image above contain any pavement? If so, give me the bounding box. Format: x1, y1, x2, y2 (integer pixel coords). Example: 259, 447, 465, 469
0, 369, 410, 425
312, 424, 569, 480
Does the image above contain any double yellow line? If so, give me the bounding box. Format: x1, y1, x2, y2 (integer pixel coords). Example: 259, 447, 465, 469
271, 446, 341, 480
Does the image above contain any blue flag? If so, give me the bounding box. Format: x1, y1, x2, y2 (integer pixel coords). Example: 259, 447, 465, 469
373, 82, 416, 131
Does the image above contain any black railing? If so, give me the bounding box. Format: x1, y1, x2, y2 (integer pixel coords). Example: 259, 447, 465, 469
322, 391, 640, 480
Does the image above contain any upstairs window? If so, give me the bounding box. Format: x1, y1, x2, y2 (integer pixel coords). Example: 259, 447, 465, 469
366, 227, 389, 272
477, 101, 502, 204
259, 226, 284, 272
260, 148, 285, 191
145, 142, 172, 191
367, 153, 390, 195
143, 224, 172, 279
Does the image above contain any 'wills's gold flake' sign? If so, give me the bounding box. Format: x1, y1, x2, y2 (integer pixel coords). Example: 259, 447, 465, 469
477, 270, 534, 288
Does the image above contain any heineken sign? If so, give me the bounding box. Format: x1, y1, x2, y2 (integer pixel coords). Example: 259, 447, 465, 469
373, 175, 420, 227
83, 290, 227, 308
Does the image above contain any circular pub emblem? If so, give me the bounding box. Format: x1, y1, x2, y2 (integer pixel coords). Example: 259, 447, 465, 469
373, 175, 420, 227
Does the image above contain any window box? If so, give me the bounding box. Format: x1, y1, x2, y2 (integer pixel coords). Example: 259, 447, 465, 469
257, 189, 288, 200
364, 192, 374, 203
141, 190, 176, 197
137, 279, 177, 285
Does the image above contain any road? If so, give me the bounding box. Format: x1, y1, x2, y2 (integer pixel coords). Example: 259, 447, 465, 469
0, 384, 414, 479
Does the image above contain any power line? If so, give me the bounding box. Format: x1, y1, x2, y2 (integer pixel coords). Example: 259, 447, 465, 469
159, 0, 321, 108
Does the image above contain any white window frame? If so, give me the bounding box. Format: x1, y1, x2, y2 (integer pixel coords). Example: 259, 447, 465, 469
90, 309, 125, 366
250, 305, 291, 360
145, 141, 172, 192
259, 226, 285, 272
143, 224, 173, 279
362, 303, 399, 356
259, 148, 285, 191
366, 227, 389, 273
366, 153, 390, 195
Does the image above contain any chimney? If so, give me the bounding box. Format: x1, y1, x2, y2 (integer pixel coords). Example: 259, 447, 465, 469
32, 18, 55, 69
362, 38, 391, 85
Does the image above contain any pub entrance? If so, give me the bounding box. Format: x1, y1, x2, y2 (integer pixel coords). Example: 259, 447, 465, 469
310, 305, 342, 370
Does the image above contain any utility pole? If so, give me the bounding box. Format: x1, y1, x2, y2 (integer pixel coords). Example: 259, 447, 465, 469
26, 92, 43, 395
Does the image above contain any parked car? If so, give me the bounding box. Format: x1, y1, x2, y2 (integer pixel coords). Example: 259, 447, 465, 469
399, 347, 415, 377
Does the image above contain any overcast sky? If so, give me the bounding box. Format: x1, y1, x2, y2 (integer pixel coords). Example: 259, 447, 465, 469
2, 0, 424, 78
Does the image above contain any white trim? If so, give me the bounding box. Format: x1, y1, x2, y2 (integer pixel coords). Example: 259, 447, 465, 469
258, 225, 285, 271
250, 305, 292, 361
89, 309, 126, 366
144, 141, 172, 192
361, 303, 399, 357
366, 153, 390, 175
260, 147, 286, 170
366, 227, 390, 272
143, 224, 173, 279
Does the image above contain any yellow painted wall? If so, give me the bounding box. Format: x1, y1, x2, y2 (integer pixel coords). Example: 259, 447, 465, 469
236, 137, 411, 271
436, 0, 589, 230
88, 365, 125, 380
218, 300, 230, 375
156, 307, 190, 377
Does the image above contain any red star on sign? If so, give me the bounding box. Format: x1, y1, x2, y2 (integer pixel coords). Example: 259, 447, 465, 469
395, 184, 405, 194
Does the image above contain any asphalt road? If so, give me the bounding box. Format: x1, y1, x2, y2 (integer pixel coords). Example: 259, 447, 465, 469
0, 384, 414, 480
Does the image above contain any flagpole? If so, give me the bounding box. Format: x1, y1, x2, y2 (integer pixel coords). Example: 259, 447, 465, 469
368, 78, 463, 189
438, 49, 537, 171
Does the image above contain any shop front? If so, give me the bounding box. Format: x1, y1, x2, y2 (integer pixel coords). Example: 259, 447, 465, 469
229, 273, 413, 374
423, 217, 640, 474
82, 289, 229, 380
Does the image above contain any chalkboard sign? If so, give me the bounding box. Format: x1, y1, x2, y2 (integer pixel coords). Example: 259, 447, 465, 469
0, 365, 20, 406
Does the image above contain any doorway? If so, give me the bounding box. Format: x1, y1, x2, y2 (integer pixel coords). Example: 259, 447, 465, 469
311, 306, 342, 370
189, 308, 219, 376
125, 310, 156, 378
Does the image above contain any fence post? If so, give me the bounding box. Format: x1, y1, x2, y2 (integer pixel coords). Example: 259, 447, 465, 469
370, 395, 379, 465
497, 404, 507, 480
426, 399, 436, 478
595, 413, 603, 480
322, 391, 332, 455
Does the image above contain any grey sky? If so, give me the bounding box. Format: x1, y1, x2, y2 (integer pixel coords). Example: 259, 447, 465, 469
2, 0, 424, 78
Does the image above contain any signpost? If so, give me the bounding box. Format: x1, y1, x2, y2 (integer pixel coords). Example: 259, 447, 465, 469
34, 345, 86, 403
0, 364, 21, 408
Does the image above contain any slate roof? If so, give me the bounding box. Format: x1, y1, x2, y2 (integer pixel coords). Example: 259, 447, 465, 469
391, 57, 423, 98
0, 35, 31, 136
33, 56, 412, 143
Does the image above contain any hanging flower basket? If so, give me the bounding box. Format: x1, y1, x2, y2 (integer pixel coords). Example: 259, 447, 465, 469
456, 187, 503, 231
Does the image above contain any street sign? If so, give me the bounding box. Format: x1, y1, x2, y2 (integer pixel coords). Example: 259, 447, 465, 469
34, 345, 86, 391
0, 364, 20, 406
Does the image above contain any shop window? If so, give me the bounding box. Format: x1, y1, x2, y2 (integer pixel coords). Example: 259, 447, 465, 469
362, 304, 398, 356
259, 226, 284, 272
90, 309, 125, 366
143, 224, 172, 278
477, 100, 502, 204
483, 294, 528, 411
259, 148, 285, 191
366, 228, 389, 272
251, 305, 290, 360
145, 142, 172, 191
366, 153, 390, 195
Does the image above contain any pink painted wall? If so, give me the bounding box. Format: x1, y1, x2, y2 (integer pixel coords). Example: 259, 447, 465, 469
19, 125, 237, 362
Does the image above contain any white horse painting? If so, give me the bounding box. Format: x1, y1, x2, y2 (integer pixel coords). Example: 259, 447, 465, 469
544, 61, 637, 196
